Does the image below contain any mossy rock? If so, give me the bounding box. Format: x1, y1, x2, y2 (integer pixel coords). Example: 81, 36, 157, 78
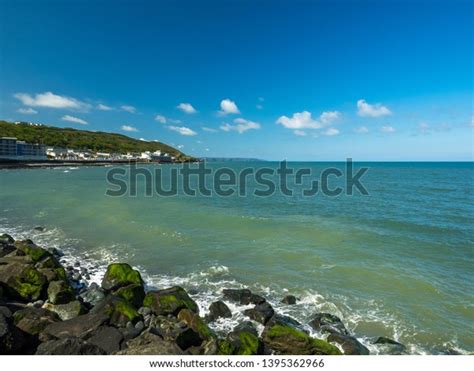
217, 339, 235, 355
92, 295, 141, 327
43, 300, 86, 321
114, 284, 145, 308
0, 262, 47, 301
13, 307, 60, 336
14, 240, 51, 263
0, 234, 14, 244
47, 280, 75, 304
35, 255, 61, 269
143, 286, 198, 316
262, 319, 342, 355
101, 263, 143, 291
177, 308, 214, 341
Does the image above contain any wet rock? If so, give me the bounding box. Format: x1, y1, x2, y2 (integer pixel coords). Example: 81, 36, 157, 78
222, 288, 266, 305
373, 336, 406, 354
38, 267, 67, 283
244, 302, 274, 325
138, 306, 152, 316
309, 313, 349, 335
1, 310, 27, 354
116, 331, 185, 355
218, 322, 263, 355
91, 295, 141, 327
149, 315, 200, 349
13, 307, 61, 336
79, 282, 106, 307
177, 309, 215, 343
47, 247, 64, 258
43, 300, 86, 321
207, 300, 232, 322
281, 295, 297, 305
14, 240, 51, 263
0, 234, 15, 245
143, 286, 199, 316
47, 280, 75, 304
0, 243, 15, 258
101, 263, 144, 292
0, 260, 48, 302
262, 315, 342, 355
114, 284, 145, 308
36, 338, 106, 355
86, 325, 124, 354
40, 312, 109, 340
327, 333, 369, 355
33, 226, 45, 232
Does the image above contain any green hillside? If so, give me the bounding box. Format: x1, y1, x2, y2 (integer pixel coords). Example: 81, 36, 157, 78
0, 121, 193, 160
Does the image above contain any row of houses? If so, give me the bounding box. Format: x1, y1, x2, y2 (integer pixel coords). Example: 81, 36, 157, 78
0, 137, 173, 163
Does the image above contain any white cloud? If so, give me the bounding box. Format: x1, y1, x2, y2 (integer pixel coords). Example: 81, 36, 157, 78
354, 126, 369, 134
17, 108, 37, 115
177, 102, 197, 114
61, 115, 88, 125
294, 130, 307, 136
177, 144, 185, 149
205, 148, 210, 152
322, 128, 340, 136
256, 104, 263, 110
220, 118, 260, 134
155, 114, 167, 123
121, 105, 136, 113
167, 125, 197, 136
97, 103, 113, 111
121, 125, 139, 132
276, 110, 340, 130
357, 99, 391, 117
14, 91, 89, 110
219, 99, 240, 115
380, 125, 396, 133
418, 122, 430, 134
202, 127, 218, 133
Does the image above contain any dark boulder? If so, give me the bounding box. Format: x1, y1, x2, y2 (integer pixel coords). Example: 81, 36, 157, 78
177, 308, 215, 342
40, 312, 109, 340
86, 325, 124, 354
149, 315, 201, 350
0, 260, 48, 302
101, 263, 143, 292
327, 333, 369, 355
222, 288, 265, 305
47, 280, 75, 304
13, 307, 61, 337
91, 295, 141, 327
244, 302, 274, 325
373, 336, 406, 354
115, 331, 185, 355
207, 301, 232, 322
1, 310, 27, 354
281, 295, 298, 305
0, 243, 15, 258
0, 234, 15, 245
79, 282, 106, 307
14, 240, 51, 263
43, 300, 86, 321
114, 283, 145, 308
36, 338, 106, 355
218, 322, 263, 355
262, 315, 341, 355
143, 286, 199, 316
309, 313, 349, 335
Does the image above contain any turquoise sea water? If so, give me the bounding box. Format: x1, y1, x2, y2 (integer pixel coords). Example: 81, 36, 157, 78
0, 161, 473, 354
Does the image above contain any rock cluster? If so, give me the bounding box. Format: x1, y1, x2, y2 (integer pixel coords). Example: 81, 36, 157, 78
0, 234, 406, 355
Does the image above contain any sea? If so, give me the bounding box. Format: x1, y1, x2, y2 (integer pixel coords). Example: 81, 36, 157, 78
0, 161, 473, 354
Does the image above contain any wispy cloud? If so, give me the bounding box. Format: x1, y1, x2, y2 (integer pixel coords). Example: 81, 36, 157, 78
202, 127, 218, 133
220, 118, 260, 134
357, 99, 391, 117
14, 91, 89, 110
167, 125, 197, 136
17, 107, 37, 115
354, 125, 369, 134
322, 127, 340, 136
154, 114, 167, 123
97, 103, 113, 111
62, 115, 88, 125
121, 125, 138, 132
294, 130, 306, 136
177, 103, 197, 114
277, 110, 340, 130
121, 105, 137, 113
219, 99, 240, 115
380, 125, 396, 133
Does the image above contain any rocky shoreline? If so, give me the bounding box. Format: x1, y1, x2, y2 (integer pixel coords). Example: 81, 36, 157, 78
0, 233, 407, 355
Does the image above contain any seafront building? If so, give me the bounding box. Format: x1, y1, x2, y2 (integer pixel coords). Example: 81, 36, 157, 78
0, 137, 47, 160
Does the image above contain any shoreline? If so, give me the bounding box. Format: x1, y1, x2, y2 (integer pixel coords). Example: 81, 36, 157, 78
0, 232, 417, 356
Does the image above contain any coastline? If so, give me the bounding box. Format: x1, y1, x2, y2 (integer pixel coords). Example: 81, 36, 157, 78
0, 232, 412, 356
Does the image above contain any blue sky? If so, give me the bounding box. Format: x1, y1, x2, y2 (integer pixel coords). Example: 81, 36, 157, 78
0, 0, 472, 160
